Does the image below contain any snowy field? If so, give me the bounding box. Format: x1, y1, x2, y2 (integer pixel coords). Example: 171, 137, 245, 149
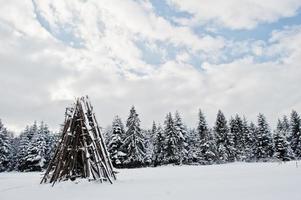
1, 161, 301, 200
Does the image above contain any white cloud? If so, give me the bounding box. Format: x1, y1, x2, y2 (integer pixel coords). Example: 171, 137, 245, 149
0, 0, 300, 133
168, 0, 301, 29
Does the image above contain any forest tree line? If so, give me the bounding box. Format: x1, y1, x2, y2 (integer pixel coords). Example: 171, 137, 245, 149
0, 108, 301, 171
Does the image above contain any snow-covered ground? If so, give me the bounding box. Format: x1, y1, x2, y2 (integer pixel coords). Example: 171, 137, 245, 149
1, 161, 301, 200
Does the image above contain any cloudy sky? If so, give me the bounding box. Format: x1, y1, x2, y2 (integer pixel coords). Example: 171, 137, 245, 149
1, 0, 301, 132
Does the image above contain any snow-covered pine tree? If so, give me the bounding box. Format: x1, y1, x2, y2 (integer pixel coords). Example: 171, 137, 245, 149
225, 117, 236, 162
280, 115, 290, 138
174, 112, 188, 164
122, 106, 146, 168
144, 121, 157, 166
9, 136, 20, 171
16, 122, 53, 171
0, 119, 13, 172
17, 126, 32, 171
230, 115, 245, 161
163, 112, 183, 165
289, 110, 301, 158
244, 120, 256, 162
185, 128, 199, 163
153, 124, 165, 166
197, 110, 216, 165
273, 119, 295, 161
22, 121, 53, 171
107, 116, 126, 168
143, 129, 154, 166
214, 110, 229, 163
255, 114, 273, 161
38, 122, 55, 168
25, 129, 47, 171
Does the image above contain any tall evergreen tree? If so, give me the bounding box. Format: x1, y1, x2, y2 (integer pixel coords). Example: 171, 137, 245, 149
273, 119, 295, 161
16, 122, 54, 171
163, 112, 183, 164
25, 132, 47, 171
39, 122, 55, 167
225, 117, 236, 162
280, 115, 290, 138
289, 110, 301, 158
153, 125, 164, 166
186, 128, 199, 163
144, 129, 154, 166
244, 120, 256, 162
197, 110, 216, 164
108, 116, 126, 167
230, 115, 245, 161
0, 120, 13, 172
255, 114, 273, 161
174, 112, 188, 164
17, 126, 31, 171
123, 106, 145, 167
214, 110, 229, 163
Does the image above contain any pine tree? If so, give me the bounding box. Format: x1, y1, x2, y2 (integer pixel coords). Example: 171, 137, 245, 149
225, 117, 239, 162
163, 112, 183, 164
273, 119, 295, 161
153, 124, 165, 166
186, 128, 199, 163
280, 115, 290, 138
255, 114, 273, 161
17, 126, 32, 171
143, 129, 154, 166
145, 121, 157, 165
197, 110, 216, 164
25, 132, 47, 171
0, 120, 13, 172
122, 106, 145, 167
230, 115, 245, 161
39, 122, 54, 168
244, 120, 256, 162
10, 136, 20, 171
107, 116, 126, 167
289, 110, 301, 158
20, 122, 52, 171
16, 122, 54, 171
174, 112, 188, 164
214, 110, 229, 163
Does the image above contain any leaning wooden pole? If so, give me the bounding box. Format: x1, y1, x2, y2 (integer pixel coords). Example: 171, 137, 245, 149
40, 96, 116, 185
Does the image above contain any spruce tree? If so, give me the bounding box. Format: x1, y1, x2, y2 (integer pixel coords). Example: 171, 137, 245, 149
163, 112, 183, 164
153, 125, 164, 166
244, 120, 256, 162
25, 132, 47, 171
281, 115, 290, 137
255, 114, 273, 161
197, 110, 216, 164
174, 112, 188, 164
108, 116, 126, 167
290, 110, 301, 158
230, 115, 245, 161
186, 128, 199, 163
145, 121, 157, 165
273, 119, 295, 161
225, 118, 236, 162
144, 129, 154, 166
214, 110, 229, 163
39, 122, 54, 168
0, 120, 13, 172
21, 122, 53, 171
16, 122, 54, 171
17, 126, 31, 171
123, 106, 145, 167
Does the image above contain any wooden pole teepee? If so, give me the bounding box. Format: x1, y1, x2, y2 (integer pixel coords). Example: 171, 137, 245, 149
40, 96, 116, 186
